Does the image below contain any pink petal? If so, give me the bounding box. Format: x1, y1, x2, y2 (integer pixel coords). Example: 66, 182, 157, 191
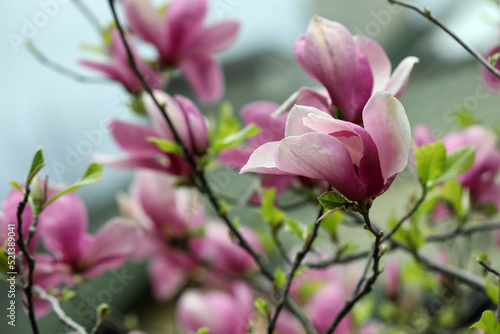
293, 35, 318, 81
240, 141, 288, 175
185, 21, 240, 57
109, 120, 161, 155
175, 95, 209, 154
414, 124, 435, 147
285, 105, 332, 137
149, 254, 188, 300
275, 132, 367, 200
79, 218, 139, 278
39, 192, 88, 265
79, 60, 141, 93
122, 0, 165, 50
218, 147, 255, 169
167, 0, 207, 54
481, 46, 500, 91
308, 284, 352, 333
385, 56, 419, 98
273, 87, 331, 119
240, 101, 286, 147
354, 35, 391, 92
362, 92, 411, 182
180, 55, 224, 103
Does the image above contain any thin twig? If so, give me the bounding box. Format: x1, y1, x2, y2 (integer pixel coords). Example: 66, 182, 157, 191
267, 205, 325, 333
107, 1, 316, 332
304, 250, 370, 268
478, 260, 500, 277
72, 0, 103, 34
33, 286, 88, 334
325, 202, 383, 334
27, 41, 111, 84
426, 222, 500, 243
15, 187, 39, 334
389, 0, 500, 79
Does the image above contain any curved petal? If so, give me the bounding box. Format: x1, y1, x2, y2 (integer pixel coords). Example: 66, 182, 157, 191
362, 92, 411, 182
180, 55, 224, 103
79, 218, 139, 278
167, 0, 207, 53
218, 147, 255, 169
123, 0, 164, 49
354, 35, 391, 92
273, 87, 331, 117
175, 95, 208, 154
240, 141, 289, 175
79, 60, 140, 93
149, 254, 188, 300
293, 35, 318, 81
109, 120, 160, 155
275, 133, 367, 200
385, 56, 419, 98
285, 105, 331, 137
185, 21, 240, 57
143, 90, 192, 148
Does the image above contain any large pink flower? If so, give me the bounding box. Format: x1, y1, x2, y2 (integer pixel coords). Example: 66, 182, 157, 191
241, 92, 411, 201
80, 28, 163, 94
292, 16, 418, 124
414, 124, 500, 209
96, 90, 208, 176
122, 0, 240, 102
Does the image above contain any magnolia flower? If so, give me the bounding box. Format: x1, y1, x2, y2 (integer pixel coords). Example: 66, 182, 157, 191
291, 16, 418, 124
96, 90, 208, 176
241, 92, 411, 202
481, 46, 500, 92
383, 258, 400, 301
122, 0, 240, 102
120, 170, 261, 300
176, 282, 253, 333
80, 28, 163, 94
414, 125, 500, 210
219, 102, 295, 202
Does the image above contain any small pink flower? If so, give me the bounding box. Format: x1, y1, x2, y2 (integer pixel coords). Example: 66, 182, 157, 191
383, 258, 400, 300
176, 282, 253, 334
481, 46, 500, 92
96, 91, 208, 176
122, 0, 240, 102
241, 92, 411, 201
80, 28, 163, 94
293, 16, 418, 124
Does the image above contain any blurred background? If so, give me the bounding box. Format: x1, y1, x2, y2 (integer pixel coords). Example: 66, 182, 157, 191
1, 0, 500, 333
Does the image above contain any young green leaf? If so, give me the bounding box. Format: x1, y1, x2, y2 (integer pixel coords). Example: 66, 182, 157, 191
274, 268, 287, 289
321, 210, 344, 236
352, 296, 376, 325
415, 141, 446, 185
214, 123, 260, 153
441, 180, 464, 217
45, 163, 103, 207
436, 147, 475, 182
317, 191, 347, 210
485, 278, 500, 305
454, 107, 480, 129
27, 148, 45, 186
262, 188, 285, 227
470, 310, 500, 333
284, 217, 305, 240
9, 181, 22, 192
191, 327, 210, 334
254, 298, 269, 317
147, 137, 183, 156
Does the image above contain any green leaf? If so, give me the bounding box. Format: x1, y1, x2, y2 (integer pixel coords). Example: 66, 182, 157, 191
147, 137, 183, 156
485, 278, 500, 305
352, 295, 375, 325
437, 147, 475, 182
441, 180, 464, 217
409, 220, 425, 251
45, 163, 103, 207
191, 327, 210, 334
415, 141, 446, 185
284, 217, 305, 240
214, 123, 259, 153
489, 52, 500, 66
274, 268, 287, 289
254, 298, 269, 317
454, 107, 480, 129
262, 188, 285, 227
130, 95, 147, 115
9, 181, 22, 192
470, 310, 500, 333
321, 210, 344, 236
317, 191, 348, 211
340, 241, 359, 254
27, 148, 45, 186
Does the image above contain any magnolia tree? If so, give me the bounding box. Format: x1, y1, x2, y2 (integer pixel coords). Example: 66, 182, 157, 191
3, 0, 500, 333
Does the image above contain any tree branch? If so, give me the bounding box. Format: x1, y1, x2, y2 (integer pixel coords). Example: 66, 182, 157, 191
426, 222, 500, 243
388, 0, 500, 79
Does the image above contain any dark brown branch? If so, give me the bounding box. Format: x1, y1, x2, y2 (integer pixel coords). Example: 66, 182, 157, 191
426, 222, 500, 243
389, 0, 500, 79
304, 250, 370, 268
478, 260, 500, 278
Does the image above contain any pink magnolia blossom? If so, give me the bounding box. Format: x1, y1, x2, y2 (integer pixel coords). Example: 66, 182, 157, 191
481, 46, 500, 92
292, 16, 418, 124
120, 170, 261, 300
414, 125, 500, 210
80, 28, 163, 94
122, 0, 240, 103
241, 92, 411, 202
383, 258, 400, 300
96, 90, 208, 176
176, 282, 253, 334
